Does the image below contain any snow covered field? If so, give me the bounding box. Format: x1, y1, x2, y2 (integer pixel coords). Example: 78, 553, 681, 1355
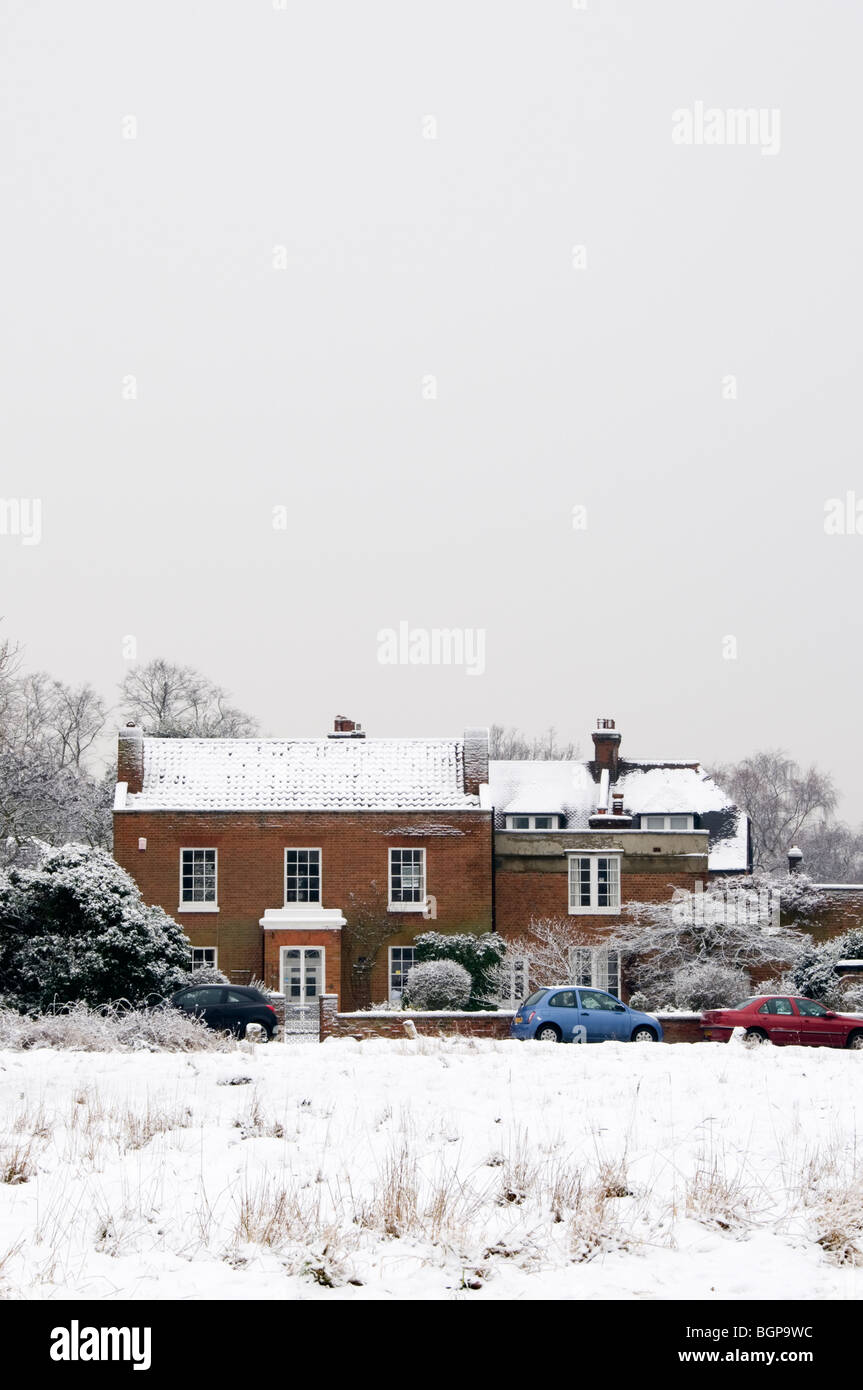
1, 1036, 862, 1301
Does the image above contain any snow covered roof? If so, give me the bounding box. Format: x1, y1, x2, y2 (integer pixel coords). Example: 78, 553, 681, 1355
489, 758, 748, 871
122, 738, 482, 812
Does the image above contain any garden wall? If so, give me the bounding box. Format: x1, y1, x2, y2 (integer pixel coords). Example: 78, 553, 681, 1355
318, 997, 707, 1043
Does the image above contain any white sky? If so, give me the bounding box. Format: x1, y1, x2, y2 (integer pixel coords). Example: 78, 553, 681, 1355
2, 0, 862, 821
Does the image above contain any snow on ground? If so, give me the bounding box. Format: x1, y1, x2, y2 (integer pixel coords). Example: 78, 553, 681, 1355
1, 1036, 862, 1301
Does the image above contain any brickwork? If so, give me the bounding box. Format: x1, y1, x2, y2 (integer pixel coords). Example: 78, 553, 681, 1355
317, 999, 708, 1043
114, 809, 492, 1008
319, 1002, 515, 1041
495, 853, 704, 949
805, 891, 863, 943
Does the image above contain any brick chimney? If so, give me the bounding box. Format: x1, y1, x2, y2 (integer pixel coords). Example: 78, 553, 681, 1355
328, 716, 366, 738
118, 723, 144, 795
591, 717, 621, 781
463, 727, 489, 796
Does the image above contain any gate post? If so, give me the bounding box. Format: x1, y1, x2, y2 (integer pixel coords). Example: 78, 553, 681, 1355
320, 994, 338, 1043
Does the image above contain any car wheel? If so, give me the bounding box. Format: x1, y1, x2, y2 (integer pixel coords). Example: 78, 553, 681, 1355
535, 1023, 562, 1043
631, 1026, 657, 1042
744, 1028, 769, 1046
846, 1031, 863, 1050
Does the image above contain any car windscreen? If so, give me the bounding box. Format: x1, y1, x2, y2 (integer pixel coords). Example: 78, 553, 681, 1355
522, 990, 546, 1009
730, 997, 761, 1010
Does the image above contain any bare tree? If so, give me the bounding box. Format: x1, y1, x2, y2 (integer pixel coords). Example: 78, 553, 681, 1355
0, 716, 113, 864
341, 884, 398, 1008
498, 916, 609, 992
17, 673, 107, 768
489, 725, 580, 760
607, 881, 810, 1003
710, 750, 837, 871
0, 623, 112, 863
796, 819, 863, 884
119, 659, 259, 738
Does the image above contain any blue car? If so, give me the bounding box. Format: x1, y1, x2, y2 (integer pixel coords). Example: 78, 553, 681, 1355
510, 987, 663, 1044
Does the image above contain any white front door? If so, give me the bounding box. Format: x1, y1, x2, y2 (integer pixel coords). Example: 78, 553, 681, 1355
280, 947, 325, 1011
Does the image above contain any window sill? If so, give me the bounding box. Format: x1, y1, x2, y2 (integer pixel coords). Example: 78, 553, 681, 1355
568, 906, 621, 916
178, 903, 220, 914
387, 903, 428, 913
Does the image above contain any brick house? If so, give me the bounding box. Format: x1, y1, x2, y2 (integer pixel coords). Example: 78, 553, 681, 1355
113, 719, 492, 1011
491, 718, 751, 998
113, 714, 751, 1009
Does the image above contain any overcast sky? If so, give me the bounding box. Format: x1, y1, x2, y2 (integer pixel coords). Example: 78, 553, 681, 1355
2, 1, 862, 821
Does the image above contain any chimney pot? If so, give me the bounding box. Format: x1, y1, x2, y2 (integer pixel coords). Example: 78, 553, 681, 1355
329, 716, 365, 738
591, 717, 621, 780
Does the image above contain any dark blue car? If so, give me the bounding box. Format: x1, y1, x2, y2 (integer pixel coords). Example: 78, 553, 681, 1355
510, 986, 662, 1043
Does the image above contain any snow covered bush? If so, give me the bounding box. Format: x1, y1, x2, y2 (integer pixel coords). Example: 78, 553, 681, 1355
836, 981, 863, 1014
627, 991, 650, 1012
788, 926, 863, 1007
771, 873, 830, 927
670, 962, 749, 1011
0, 1001, 234, 1051
176, 964, 229, 988
0, 845, 194, 1010
402, 959, 472, 1011
412, 931, 506, 1008
609, 878, 809, 1006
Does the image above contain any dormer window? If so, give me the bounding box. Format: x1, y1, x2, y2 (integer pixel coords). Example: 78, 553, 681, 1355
642, 814, 694, 831
506, 814, 561, 830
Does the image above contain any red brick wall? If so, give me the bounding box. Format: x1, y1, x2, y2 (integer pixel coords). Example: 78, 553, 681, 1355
114, 809, 492, 1007
805, 892, 863, 942
320, 1006, 514, 1041
495, 866, 702, 944
317, 998, 707, 1043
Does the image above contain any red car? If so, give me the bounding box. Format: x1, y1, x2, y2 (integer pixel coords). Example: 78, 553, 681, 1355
702, 994, 863, 1049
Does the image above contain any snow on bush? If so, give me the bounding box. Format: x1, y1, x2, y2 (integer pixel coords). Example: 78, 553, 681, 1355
670, 962, 749, 1011
402, 959, 472, 1011
789, 926, 863, 1007
0, 844, 194, 1010
413, 931, 505, 1008
0, 1002, 235, 1052
609, 879, 808, 1005
176, 964, 229, 988
836, 981, 863, 1014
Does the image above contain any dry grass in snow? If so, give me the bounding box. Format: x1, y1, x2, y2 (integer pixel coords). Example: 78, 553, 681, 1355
1, 1035, 862, 1299
0, 1004, 233, 1053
